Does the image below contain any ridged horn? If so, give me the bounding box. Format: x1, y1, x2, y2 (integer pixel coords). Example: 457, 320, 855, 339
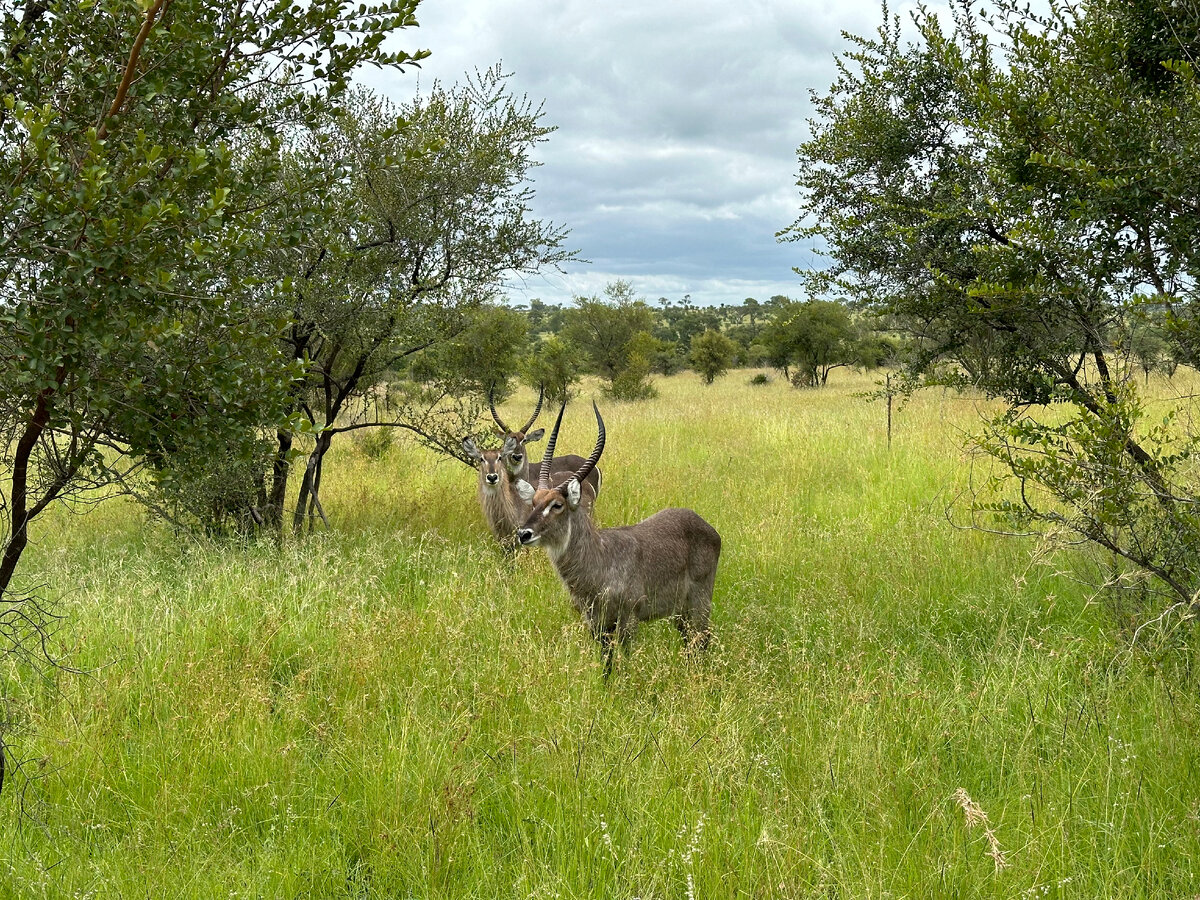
538, 400, 567, 490
519, 383, 544, 434
488, 386, 509, 434
569, 401, 605, 488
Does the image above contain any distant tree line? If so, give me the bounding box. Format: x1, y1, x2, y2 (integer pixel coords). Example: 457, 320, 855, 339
510, 284, 901, 398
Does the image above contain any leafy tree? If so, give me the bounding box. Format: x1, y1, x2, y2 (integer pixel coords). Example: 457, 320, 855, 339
855, 333, 901, 370
689, 329, 737, 385
611, 330, 659, 400
522, 335, 580, 403
562, 280, 657, 399
410, 303, 530, 396
649, 339, 686, 376
0, 0, 426, 788
742, 297, 762, 325
760, 299, 859, 387
784, 0, 1200, 614
259, 72, 572, 533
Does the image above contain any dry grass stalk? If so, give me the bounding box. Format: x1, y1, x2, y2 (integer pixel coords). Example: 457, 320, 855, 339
953, 787, 1009, 873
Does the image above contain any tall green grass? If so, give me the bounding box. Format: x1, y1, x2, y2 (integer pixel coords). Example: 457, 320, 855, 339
2, 370, 1198, 898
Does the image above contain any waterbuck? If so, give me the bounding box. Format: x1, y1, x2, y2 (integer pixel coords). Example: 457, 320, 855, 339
515, 401, 720, 676
488, 386, 602, 503
463, 389, 599, 549
461, 438, 527, 551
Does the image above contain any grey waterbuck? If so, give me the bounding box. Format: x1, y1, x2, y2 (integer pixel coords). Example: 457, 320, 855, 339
515, 402, 720, 676
488, 386, 601, 503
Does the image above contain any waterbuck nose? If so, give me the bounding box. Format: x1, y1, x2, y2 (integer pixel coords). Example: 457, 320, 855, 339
485, 473, 499, 484
517, 529, 534, 544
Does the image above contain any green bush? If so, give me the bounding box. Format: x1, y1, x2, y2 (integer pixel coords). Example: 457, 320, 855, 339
355, 427, 395, 460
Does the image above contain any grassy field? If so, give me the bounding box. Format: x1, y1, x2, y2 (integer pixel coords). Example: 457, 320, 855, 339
2, 370, 1198, 898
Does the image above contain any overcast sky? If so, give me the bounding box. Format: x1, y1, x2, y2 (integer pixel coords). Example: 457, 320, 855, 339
366, 0, 924, 307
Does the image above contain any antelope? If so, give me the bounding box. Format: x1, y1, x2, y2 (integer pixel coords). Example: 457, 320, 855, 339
462, 388, 600, 549
461, 438, 526, 551
514, 401, 721, 676
488, 386, 601, 505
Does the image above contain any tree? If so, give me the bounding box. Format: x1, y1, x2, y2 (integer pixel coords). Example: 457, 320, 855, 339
522, 335, 580, 403
258, 72, 572, 533
759, 299, 859, 387
562, 280, 657, 399
784, 0, 1200, 615
0, 0, 427, 788
410, 303, 530, 397
689, 329, 737, 385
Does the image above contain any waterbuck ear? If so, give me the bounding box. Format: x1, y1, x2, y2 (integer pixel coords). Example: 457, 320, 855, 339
525, 428, 545, 444
565, 478, 582, 509
462, 437, 481, 461
500, 435, 519, 455
515, 479, 536, 504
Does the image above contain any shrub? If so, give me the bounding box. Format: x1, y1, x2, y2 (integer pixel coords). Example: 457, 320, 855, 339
355, 427, 395, 460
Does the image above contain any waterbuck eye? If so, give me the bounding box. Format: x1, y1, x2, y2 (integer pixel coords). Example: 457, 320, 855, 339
512, 454, 522, 462
551, 501, 563, 511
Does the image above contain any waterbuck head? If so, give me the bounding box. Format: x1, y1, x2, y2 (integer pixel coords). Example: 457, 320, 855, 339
461, 436, 509, 492
489, 384, 545, 480
515, 399, 604, 548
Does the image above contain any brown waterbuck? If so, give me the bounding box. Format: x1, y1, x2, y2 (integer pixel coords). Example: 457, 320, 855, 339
461, 438, 527, 551
488, 386, 601, 504
515, 401, 720, 676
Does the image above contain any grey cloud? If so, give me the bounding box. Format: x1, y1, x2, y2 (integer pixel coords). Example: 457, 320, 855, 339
369, 0, 892, 305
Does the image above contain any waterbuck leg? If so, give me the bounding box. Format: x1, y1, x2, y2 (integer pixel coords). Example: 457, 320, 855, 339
600, 623, 617, 679
683, 578, 714, 652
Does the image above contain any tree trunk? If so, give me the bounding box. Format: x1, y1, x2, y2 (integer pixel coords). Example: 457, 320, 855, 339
266, 428, 293, 531
292, 431, 333, 535
0, 392, 51, 598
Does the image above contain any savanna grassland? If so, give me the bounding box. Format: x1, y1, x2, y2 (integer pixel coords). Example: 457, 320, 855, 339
2, 371, 1199, 899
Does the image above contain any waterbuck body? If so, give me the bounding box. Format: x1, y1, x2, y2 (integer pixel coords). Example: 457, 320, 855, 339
516, 402, 720, 675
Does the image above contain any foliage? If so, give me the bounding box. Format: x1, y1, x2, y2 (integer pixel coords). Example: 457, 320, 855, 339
0, 0, 427, 744
785, 0, 1200, 611
522, 334, 581, 403
562, 280, 657, 400
759, 298, 861, 387
607, 330, 658, 400
689, 329, 737, 385
409, 303, 529, 395
258, 71, 572, 533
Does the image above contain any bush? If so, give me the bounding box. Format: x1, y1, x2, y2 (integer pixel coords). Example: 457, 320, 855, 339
607, 345, 657, 400
146, 439, 275, 537
749, 372, 771, 386
522, 335, 581, 403
355, 427, 395, 459
689, 329, 737, 385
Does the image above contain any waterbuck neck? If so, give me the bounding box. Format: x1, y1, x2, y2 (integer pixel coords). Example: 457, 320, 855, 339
544, 506, 610, 598
479, 479, 522, 538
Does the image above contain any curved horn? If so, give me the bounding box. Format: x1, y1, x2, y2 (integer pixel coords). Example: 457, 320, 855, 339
538, 400, 567, 490
519, 383, 545, 434
488, 386, 510, 434
569, 401, 605, 487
